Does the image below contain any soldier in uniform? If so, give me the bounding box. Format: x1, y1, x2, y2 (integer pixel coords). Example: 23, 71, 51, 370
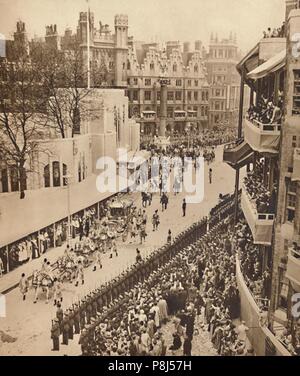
80, 300, 86, 330
56, 303, 64, 326
91, 293, 98, 318
61, 313, 70, 345
86, 297, 93, 325
79, 328, 89, 355
68, 308, 74, 340
51, 318, 60, 351
73, 304, 81, 334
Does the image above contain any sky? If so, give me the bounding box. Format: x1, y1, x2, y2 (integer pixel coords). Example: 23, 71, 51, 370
0, 0, 285, 55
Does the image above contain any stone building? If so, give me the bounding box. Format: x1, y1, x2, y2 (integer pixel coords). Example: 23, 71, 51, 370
126, 42, 210, 136
206, 33, 241, 128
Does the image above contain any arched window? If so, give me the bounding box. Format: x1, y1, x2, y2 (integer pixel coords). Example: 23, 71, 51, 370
173, 64, 177, 73
127, 60, 131, 70
44, 162, 67, 187
194, 64, 198, 73
150, 62, 154, 71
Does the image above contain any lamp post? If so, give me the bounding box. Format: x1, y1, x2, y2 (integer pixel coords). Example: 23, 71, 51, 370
63, 174, 73, 246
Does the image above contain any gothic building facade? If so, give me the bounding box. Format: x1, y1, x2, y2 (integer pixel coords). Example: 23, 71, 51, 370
126, 42, 210, 135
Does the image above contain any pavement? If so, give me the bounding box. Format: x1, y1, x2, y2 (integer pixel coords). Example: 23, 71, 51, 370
0, 146, 246, 356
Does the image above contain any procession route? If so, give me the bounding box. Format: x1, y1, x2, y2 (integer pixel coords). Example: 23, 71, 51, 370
0, 146, 245, 356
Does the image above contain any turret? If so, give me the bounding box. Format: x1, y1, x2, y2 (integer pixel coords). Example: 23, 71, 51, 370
114, 14, 128, 87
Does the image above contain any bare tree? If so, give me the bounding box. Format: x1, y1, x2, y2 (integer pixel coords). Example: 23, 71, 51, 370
37, 40, 93, 138
0, 45, 48, 199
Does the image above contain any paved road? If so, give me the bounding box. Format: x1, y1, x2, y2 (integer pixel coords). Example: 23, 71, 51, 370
0, 146, 245, 356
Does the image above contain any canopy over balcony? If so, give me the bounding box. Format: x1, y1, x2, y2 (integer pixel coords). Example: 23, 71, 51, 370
244, 117, 280, 154
241, 186, 275, 245
247, 49, 286, 80
223, 139, 254, 169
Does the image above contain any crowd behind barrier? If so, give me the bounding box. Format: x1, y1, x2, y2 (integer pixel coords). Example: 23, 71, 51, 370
243, 161, 276, 214
262, 23, 285, 38
49, 197, 250, 356
247, 95, 283, 126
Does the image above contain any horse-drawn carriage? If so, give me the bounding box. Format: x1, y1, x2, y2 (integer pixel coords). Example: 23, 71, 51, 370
106, 198, 134, 238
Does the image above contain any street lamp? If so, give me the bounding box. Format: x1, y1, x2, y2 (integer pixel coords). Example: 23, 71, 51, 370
63, 174, 73, 246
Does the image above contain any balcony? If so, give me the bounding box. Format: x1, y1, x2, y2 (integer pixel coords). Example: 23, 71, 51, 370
286, 246, 300, 292
244, 117, 281, 154
223, 139, 254, 169
140, 111, 156, 122
292, 148, 300, 182
174, 110, 187, 121
241, 185, 275, 245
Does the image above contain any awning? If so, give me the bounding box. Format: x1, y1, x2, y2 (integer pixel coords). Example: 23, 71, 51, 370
174, 111, 186, 114
142, 111, 156, 114
247, 49, 286, 80
236, 43, 260, 76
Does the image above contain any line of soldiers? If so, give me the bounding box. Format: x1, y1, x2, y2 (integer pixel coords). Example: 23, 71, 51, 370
50, 217, 209, 352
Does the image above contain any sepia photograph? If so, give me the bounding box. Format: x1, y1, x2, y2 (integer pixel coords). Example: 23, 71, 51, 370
0, 0, 299, 361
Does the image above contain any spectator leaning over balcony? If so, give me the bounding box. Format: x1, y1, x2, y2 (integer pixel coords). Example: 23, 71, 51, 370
270, 99, 283, 124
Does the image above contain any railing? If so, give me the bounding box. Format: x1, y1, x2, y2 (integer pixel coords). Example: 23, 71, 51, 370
247, 117, 281, 133
290, 247, 300, 259
224, 138, 244, 151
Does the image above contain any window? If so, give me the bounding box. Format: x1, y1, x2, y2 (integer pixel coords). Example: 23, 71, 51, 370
193, 106, 198, 113
194, 91, 198, 101
127, 61, 131, 70
176, 79, 182, 86
173, 64, 177, 73
216, 89, 221, 97
215, 102, 220, 110
175, 91, 182, 101
145, 78, 151, 86
150, 62, 154, 71
127, 78, 130, 85
133, 90, 138, 101
206, 91, 209, 101
133, 78, 138, 85
144, 91, 151, 101
187, 80, 192, 87
167, 91, 174, 101
167, 107, 173, 118
286, 180, 297, 222
53, 161, 61, 187
194, 65, 198, 73
187, 91, 192, 101
194, 80, 198, 87
157, 91, 161, 101
201, 107, 205, 116
201, 91, 205, 101
293, 70, 300, 115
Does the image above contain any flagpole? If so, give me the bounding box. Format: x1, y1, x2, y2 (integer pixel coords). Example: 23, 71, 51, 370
87, 0, 91, 89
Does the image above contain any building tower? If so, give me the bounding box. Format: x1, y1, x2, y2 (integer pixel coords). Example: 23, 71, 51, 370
13, 21, 29, 54
45, 24, 60, 50
114, 14, 128, 87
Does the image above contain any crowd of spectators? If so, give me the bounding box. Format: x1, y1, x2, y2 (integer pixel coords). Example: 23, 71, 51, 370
247, 95, 283, 125
263, 23, 285, 38
234, 219, 271, 312
78, 217, 255, 356
243, 161, 276, 214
